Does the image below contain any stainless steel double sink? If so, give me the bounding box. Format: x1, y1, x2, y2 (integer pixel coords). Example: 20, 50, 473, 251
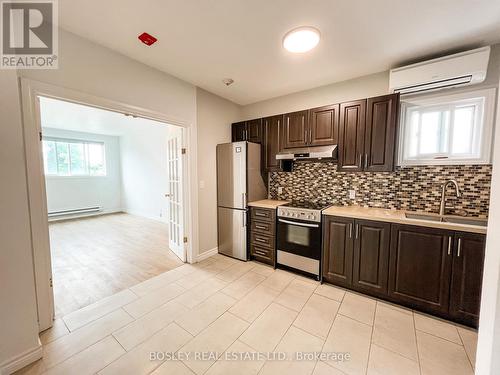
404, 212, 488, 227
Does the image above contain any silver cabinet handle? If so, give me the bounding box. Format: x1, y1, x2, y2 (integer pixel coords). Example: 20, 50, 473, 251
355, 224, 359, 239
447, 236, 452, 255
358, 154, 362, 168
457, 238, 462, 257
309, 129, 312, 144
255, 236, 267, 243
255, 224, 267, 230
364, 154, 368, 169
349, 223, 353, 239
278, 219, 319, 228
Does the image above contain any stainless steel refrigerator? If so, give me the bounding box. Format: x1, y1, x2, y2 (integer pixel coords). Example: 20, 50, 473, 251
216, 141, 267, 260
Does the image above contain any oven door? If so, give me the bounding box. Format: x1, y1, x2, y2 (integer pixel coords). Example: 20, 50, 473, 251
277, 217, 321, 260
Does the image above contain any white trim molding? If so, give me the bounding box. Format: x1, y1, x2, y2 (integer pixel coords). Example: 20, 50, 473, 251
196, 247, 218, 262
0, 342, 42, 375
19, 78, 199, 332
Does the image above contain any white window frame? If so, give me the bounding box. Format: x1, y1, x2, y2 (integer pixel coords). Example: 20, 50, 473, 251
42, 137, 107, 177
398, 88, 496, 166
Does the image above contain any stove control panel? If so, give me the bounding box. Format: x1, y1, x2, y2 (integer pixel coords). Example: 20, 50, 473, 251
277, 207, 322, 223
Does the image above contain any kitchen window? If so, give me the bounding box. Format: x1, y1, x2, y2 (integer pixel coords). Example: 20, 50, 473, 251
398, 88, 496, 165
42, 138, 106, 176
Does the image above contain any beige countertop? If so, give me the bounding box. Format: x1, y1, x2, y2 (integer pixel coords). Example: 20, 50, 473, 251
322, 205, 487, 234
248, 199, 289, 209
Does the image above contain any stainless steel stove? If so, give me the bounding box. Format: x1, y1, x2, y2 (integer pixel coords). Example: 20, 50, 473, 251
276, 201, 332, 278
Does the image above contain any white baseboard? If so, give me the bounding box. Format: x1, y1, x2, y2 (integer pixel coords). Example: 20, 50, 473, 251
197, 247, 218, 262
122, 209, 169, 223
0, 342, 42, 375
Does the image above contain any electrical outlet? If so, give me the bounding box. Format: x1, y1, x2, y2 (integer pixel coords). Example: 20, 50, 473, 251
348, 189, 356, 200
277, 187, 283, 195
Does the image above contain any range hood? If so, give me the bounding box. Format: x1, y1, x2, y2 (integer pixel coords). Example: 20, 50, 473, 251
276, 145, 337, 161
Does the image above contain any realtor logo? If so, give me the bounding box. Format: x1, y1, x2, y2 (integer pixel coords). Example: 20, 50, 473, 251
1, 0, 58, 69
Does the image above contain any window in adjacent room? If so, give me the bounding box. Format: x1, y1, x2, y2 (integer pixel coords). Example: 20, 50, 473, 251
398, 88, 496, 165
42, 138, 106, 176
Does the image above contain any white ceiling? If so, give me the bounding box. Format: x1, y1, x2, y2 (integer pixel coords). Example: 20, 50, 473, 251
39, 97, 171, 136
59, 0, 500, 105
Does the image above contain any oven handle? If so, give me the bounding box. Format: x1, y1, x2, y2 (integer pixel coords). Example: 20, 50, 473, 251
278, 219, 319, 228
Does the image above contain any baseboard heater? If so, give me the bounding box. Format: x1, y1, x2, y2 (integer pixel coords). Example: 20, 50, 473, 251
48, 206, 102, 218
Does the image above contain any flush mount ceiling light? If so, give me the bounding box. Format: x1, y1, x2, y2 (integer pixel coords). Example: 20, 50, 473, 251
283, 26, 320, 53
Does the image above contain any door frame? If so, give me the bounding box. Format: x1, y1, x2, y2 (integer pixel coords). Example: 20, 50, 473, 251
20, 78, 198, 331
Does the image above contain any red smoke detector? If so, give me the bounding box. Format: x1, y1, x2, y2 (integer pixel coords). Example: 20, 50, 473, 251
138, 32, 157, 46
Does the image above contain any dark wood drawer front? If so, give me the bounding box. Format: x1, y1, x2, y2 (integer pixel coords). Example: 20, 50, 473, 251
251, 220, 275, 235
251, 245, 274, 264
251, 208, 275, 222
251, 232, 275, 249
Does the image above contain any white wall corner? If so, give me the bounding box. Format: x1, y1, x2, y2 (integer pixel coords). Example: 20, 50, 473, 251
0, 341, 42, 375
196, 247, 218, 262
475, 73, 500, 375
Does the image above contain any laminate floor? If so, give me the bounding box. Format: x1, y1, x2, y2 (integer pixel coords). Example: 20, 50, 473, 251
17, 254, 478, 375
49, 213, 183, 318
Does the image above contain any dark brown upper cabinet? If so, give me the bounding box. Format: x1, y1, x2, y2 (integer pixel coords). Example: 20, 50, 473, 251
262, 115, 283, 172
246, 118, 263, 143
231, 121, 247, 142
389, 224, 453, 315
352, 220, 391, 297
338, 99, 366, 171
231, 119, 263, 143
364, 94, 399, 171
309, 104, 339, 147
338, 93, 399, 172
282, 110, 309, 149
450, 232, 486, 327
322, 216, 354, 287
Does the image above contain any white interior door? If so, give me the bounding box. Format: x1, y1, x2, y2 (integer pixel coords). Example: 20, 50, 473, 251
167, 132, 185, 261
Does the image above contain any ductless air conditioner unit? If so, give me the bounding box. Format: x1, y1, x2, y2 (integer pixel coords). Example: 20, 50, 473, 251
389, 46, 490, 95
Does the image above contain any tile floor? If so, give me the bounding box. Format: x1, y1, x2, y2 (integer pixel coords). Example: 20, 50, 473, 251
18, 254, 478, 375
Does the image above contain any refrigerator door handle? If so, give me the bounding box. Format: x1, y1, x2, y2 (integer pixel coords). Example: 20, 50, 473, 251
242, 192, 247, 208
243, 211, 246, 227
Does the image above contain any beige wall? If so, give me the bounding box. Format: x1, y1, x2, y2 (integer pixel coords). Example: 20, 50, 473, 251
0, 71, 40, 371
240, 71, 389, 120
196, 88, 241, 255
241, 43, 500, 122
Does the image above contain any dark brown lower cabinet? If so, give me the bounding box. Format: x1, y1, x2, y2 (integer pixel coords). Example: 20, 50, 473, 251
450, 232, 486, 326
388, 224, 453, 315
322, 217, 485, 327
322, 216, 354, 287
249, 207, 276, 266
352, 220, 390, 297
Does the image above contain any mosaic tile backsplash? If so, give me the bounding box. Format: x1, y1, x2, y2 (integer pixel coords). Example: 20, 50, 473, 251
268, 162, 492, 218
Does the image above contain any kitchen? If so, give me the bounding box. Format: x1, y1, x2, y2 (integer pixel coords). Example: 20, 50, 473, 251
4, 2, 500, 374
217, 47, 494, 348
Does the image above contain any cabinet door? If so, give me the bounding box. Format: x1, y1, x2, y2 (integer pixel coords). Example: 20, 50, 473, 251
263, 115, 282, 171
247, 118, 263, 143
322, 216, 354, 287
232, 121, 247, 142
450, 232, 486, 327
389, 224, 453, 314
283, 110, 309, 149
364, 94, 399, 172
338, 100, 366, 171
352, 220, 390, 297
309, 104, 339, 147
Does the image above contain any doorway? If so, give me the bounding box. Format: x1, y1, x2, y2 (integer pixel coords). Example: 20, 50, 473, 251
37, 96, 188, 320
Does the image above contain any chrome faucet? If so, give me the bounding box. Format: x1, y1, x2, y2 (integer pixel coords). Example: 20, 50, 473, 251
439, 179, 461, 216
